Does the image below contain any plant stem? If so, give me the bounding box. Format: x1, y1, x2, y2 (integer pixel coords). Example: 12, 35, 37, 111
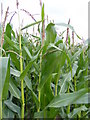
72, 31, 74, 50
38, 1, 45, 113
44, 94, 46, 118
55, 69, 60, 96
19, 33, 24, 118
74, 75, 77, 108
38, 60, 41, 112
67, 62, 70, 114
78, 111, 81, 119
0, 96, 2, 119
17, 2, 24, 118
26, 87, 28, 118
55, 80, 58, 96
66, 19, 70, 46
67, 86, 70, 114
74, 75, 82, 119
74, 75, 77, 91
19, 30, 24, 118
55, 69, 61, 96
66, 18, 72, 114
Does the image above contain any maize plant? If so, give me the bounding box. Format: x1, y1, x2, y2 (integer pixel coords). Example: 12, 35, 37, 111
0, 1, 89, 119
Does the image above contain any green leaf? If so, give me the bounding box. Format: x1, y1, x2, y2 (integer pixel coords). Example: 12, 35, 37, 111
0, 57, 10, 100
34, 108, 58, 118
55, 23, 74, 31
9, 78, 21, 99
40, 75, 54, 109
59, 30, 66, 37
5, 23, 12, 39
20, 59, 35, 80
55, 23, 82, 40
12, 29, 15, 38
68, 105, 88, 118
34, 91, 89, 118
48, 44, 71, 66
10, 67, 20, 77
38, 44, 71, 91
21, 20, 42, 30
23, 46, 32, 59
24, 76, 32, 90
34, 111, 43, 118
33, 62, 39, 73
0, 57, 10, 119
4, 100, 20, 117
3, 105, 14, 118
41, 4, 44, 22
55, 39, 63, 46
46, 88, 88, 108
24, 76, 39, 107
75, 33, 82, 40
60, 63, 78, 93
30, 34, 40, 40
10, 52, 20, 70
71, 48, 83, 63
45, 23, 57, 44
4, 34, 19, 51
20, 50, 40, 80
68, 35, 70, 45
74, 93, 90, 104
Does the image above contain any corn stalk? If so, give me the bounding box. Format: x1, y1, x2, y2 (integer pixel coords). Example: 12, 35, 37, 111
66, 19, 70, 114
16, 0, 24, 118
38, 0, 45, 112
0, 5, 9, 119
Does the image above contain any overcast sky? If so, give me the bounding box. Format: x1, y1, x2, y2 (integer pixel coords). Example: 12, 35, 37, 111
1, 0, 89, 40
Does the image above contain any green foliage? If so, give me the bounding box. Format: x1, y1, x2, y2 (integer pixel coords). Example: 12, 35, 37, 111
0, 57, 10, 100
0, 8, 89, 119
45, 23, 57, 44
0, 57, 10, 119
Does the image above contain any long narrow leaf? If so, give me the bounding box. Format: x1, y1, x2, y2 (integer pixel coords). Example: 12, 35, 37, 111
60, 63, 78, 93
4, 100, 20, 117
9, 78, 21, 99
0, 57, 10, 100
47, 88, 88, 108
23, 46, 32, 59
4, 34, 19, 51
20, 50, 40, 80
55, 23, 74, 31
10, 67, 20, 77
68, 105, 88, 118
21, 20, 42, 30
38, 44, 72, 91
24, 76, 39, 107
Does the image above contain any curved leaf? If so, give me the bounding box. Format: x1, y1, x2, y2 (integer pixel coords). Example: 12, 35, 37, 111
55, 23, 74, 31
4, 100, 20, 117
9, 78, 21, 99
20, 50, 40, 80
47, 88, 88, 108
24, 76, 39, 107
4, 34, 19, 51
68, 105, 88, 118
10, 67, 20, 77
0, 57, 10, 100
60, 63, 78, 93
45, 23, 57, 44
38, 44, 72, 91
21, 20, 42, 30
